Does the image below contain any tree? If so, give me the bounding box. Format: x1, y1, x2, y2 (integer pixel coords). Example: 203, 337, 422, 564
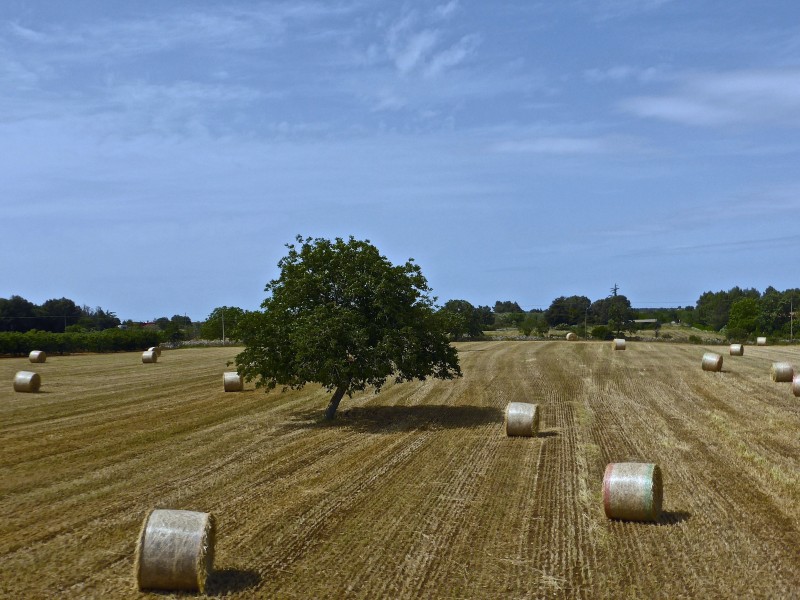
519, 312, 547, 337
0, 295, 38, 332
439, 299, 483, 340
727, 297, 760, 341
236, 236, 462, 420
200, 306, 246, 340
475, 305, 495, 327
494, 300, 523, 313
39, 298, 83, 332
545, 295, 590, 326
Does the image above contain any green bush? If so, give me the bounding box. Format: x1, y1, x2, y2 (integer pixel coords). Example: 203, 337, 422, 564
688, 335, 702, 344
591, 325, 613, 340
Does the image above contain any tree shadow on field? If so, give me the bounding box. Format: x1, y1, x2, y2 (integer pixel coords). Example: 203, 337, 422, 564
205, 568, 261, 594
287, 404, 504, 434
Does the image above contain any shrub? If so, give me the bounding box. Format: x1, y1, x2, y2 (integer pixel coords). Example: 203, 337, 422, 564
591, 325, 613, 340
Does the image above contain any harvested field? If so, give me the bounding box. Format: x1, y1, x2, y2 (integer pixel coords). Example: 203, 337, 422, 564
1, 342, 798, 598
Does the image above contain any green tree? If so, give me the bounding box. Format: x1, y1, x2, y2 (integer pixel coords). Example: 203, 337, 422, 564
494, 300, 523, 313
519, 312, 548, 337
727, 297, 760, 341
201, 306, 246, 340
475, 305, 495, 327
236, 236, 462, 420
545, 295, 591, 326
440, 299, 483, 340
0, 295, 38, 332
39, 297, 83, 332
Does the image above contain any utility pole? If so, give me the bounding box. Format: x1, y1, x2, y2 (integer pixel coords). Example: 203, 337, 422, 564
221, 310, 225, 346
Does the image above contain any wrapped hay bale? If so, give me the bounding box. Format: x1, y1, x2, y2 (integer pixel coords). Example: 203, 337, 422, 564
142, 350, 158, 364
223, 371, 243, 392
566, 332, 577, 341
148, 346, 162, 357
612, 338, 626, 351
771, 362, 794, 383
603, 462, 662, 522
793, 375, 800, 397
701, 352, 723, 372
504, 402, 540, 437
13, 371, 41, 393
729, 344, 744, 356
29, 350, 46, 363
756, 336, 767, 346
135, 509, 215, 593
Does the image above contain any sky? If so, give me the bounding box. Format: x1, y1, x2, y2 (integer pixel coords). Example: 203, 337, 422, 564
1, 1, 799, 322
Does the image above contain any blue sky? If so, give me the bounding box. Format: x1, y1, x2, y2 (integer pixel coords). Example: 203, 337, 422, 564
1, 1, 798, 321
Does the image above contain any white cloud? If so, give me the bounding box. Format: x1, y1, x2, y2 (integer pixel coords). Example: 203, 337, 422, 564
622, 68, 800, 127
393, 29, 440, 74
425, 34, 480, 77
433, 1, 460, 20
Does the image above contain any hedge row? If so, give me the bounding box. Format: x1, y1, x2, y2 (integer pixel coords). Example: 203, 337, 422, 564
0, 329, 162, 356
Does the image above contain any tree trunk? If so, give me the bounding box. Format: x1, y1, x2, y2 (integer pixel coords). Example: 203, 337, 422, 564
324, 385, 348, 420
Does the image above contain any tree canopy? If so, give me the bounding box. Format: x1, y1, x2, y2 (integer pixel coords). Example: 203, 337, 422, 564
200, 306, 245, 340
439, 299, 484, 340
235, 236, 462, 419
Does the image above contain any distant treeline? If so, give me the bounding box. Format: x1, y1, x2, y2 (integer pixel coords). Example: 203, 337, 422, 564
0, 329, 162, 356
0, 296, 120, 332
443, 287, 800, 342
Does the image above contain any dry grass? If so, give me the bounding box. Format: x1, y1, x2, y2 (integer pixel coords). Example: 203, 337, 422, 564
1, 342, 798, 598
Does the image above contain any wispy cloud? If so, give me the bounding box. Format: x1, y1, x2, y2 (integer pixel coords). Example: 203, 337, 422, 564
425, 33, 481, 77
584, 65, 662, 83
621, 68, 800, 127
383, 6, 478, 78
433, 1, 460, 20
3, 3, 357, 60
392, 29, 440, 74
491, 135, 641, 155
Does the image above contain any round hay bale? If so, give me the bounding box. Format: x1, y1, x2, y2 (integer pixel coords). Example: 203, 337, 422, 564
135, 509, 215, 593
701, 352, 723, 372
756, 336, 767, 346
603, 462, 662, 522
771, 362, 794, 383
148, 346, 162, 357
504, 402, 540, 437
29, 350, 47, 363
729, 344, 744, 356
792, 375, 800, 397
223, 371, 243, 392
142, 350, 158, 364
566, 332, 577, 341
612, 338, 626, 350
13, 371, 41, 393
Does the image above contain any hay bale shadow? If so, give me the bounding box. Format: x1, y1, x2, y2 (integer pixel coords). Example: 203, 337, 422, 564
536, 431, 558, 438
286, 404, 503, 434
658, 510, 691, 525
205, 568, 261, 594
